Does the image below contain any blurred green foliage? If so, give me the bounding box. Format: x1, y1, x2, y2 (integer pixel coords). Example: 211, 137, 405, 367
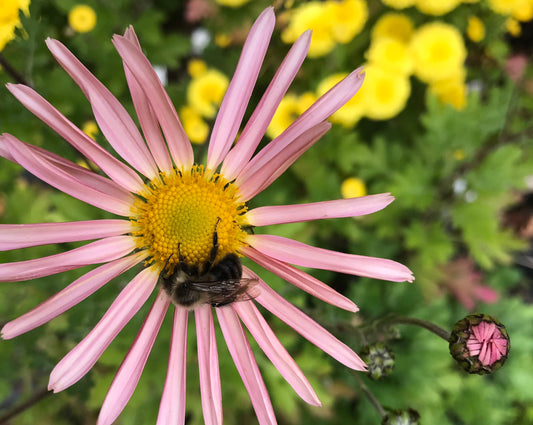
2, 0, 533, 424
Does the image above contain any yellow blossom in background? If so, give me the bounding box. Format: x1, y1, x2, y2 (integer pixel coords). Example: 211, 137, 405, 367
381, 0, 416, 9
361, 64, 411, 120
429, 73, 467, 110
180, 106, 209, 144
327, 0, 368, 44
489, 0, 533, 21
371, 12, 414, 43
409, 22, 466, 84
187, 58, 207, 77
281, 0, 368, 58
82, 120, 98, 140
213, 0, 251, 6
366, 37, 413, 75
187, 68, 229, 118
215, 33, 231, 48
267, 92, 316, 139
467, 16, 485, 42
282, 2, 336, 58
453, 149, 466, 161
506, 18, 521, 36
68, 4, 96, 33
317, 73, 364, 127
0, 0, 30, 51
341, 177, 367, 198
415, 0, 461, 15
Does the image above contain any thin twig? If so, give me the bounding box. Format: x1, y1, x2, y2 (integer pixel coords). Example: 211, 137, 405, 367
0, 54, 29, 86
0, 387, 51, 424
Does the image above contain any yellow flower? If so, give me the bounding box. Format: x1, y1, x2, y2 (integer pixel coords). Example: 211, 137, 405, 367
267, 92, 316, 139
467, 16, 485, 42
453, 149, 466, 161
489, 0, 533, 21
187, 69, 229, 118
317, 73, 364, 127
409, 22, 466, 84
187, 59, 207, 78
213, 0, 251, 6
341, 177, 367, 198
68, 5, 97, 33
371, 12, 414, 43
366, 37, 413, 75
215, 33, 231, 48
82, 120, 98, 140
381, 0, 416, 9
180, 106, 209, 144
429, 73, 467, 110
360, 64, 411, 120
281, 2, 336, 58
0, 0, 29, 51
415, 0, 461, 15
327, 0, 368, 44
506, 18, 521, 36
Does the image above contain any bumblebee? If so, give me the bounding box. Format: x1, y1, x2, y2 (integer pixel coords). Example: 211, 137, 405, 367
160, 218, 257, 308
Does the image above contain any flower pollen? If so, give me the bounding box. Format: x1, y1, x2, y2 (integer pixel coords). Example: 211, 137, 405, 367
130, 165, 248, 271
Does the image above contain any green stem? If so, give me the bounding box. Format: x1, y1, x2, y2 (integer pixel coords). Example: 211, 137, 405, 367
353, 372, 386, 418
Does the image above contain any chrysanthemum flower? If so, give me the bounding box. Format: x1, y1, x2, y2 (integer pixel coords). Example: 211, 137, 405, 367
414, 0, 461, 16
68, 4, 97, 34
317, 73, 364, 127
409, 22, 467, 84
266, 92, 317, 139
371, 12, 414, 44
0, 8, 413, 425
0, 0, 30, 51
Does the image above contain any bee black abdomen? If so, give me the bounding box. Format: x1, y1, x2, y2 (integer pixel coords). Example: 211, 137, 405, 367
210, 253, 242, 281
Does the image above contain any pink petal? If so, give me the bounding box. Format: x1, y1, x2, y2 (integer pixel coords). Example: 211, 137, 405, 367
46, 39, 159, 179
157, 306, 188, 425
1, 134, 134, 216
246, 193, 394, 226
216, 306, 277, 425
97, 290, 170, 425
1, 252, 146, 339
242, 246, 357, 312
196, 305, 223, 425
48, 266, 159, 392
0, 219, 131, 251
232, 300, 321, 406
121, 27, 174, 172
206, 7, 276, 171
237, 122, 331, 200
221, 30, 311, 180
236, 68, 364, 184
473, 285, 499, 304
111, 35, 193, 170
0, 236, 136, 282
6, 83, 144, 193
248, 270, 366, 371
247, 234, 414, 283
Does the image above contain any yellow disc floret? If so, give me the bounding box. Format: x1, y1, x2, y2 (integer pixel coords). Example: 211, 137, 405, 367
130, 165, 248, 272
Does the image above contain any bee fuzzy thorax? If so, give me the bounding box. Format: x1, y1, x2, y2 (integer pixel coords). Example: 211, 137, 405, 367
129, 165, 249, 273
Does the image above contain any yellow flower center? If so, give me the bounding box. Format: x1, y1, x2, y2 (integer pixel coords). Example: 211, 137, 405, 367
130, 165, 248, 272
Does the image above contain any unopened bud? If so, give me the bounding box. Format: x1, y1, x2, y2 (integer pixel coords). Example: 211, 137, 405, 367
361, 342, 395, 380
381, 408, 420, 425
449, 313, 510, 374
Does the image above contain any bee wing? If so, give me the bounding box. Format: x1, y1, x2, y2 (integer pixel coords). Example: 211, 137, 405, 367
189, 278, 259, 306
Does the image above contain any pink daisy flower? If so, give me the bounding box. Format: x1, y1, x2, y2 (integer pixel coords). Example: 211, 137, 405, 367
0, 8, 413, 425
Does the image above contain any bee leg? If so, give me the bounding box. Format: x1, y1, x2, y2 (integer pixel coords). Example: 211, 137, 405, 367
205, 217, 221, 272
161, 254, 174, 277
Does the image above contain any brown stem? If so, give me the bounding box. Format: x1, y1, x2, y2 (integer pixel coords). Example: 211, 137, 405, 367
0, 387, 51, 424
